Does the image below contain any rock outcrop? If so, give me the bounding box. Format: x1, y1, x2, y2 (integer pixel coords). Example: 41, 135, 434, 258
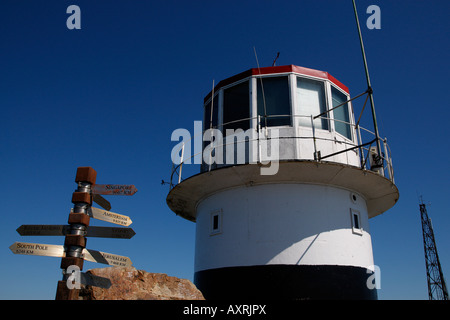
79, 267, 204, 300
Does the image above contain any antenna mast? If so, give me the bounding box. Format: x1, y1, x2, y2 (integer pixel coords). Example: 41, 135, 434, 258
351, 0, 383, 169
419, 199, 449, 300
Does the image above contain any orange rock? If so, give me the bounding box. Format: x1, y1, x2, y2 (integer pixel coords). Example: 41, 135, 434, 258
79, 267, 204, 300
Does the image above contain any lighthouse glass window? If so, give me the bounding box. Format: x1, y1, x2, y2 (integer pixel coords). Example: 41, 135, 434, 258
210, 210, 222, 235
257, 76, 291, 127
296, 77, 328, 130
351, 209, 363, 235
223, 81, 250, 133
332, 87, 352, 140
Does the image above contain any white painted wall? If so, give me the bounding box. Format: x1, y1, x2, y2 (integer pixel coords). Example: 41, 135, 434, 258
216, 126, 360, 172
195, 183, 374, 272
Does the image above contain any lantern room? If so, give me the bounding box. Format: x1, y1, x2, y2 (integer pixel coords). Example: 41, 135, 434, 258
201, 65, 361, 172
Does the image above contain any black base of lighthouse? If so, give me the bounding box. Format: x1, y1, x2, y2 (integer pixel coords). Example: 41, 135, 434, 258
194, 264, 377, 300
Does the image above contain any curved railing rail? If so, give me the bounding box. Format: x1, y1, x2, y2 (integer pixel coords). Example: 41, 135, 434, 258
168, 112, 395, 190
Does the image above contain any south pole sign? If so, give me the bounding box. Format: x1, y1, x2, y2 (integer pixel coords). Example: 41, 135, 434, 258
9, 166, 138, 300
9, 241, 133, 268
9, 242, 65, 258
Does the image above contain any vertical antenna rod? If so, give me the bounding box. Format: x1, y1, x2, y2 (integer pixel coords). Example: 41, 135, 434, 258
210, 79, 215, 130
253, 46, 268, 129
352, 0, 383, 167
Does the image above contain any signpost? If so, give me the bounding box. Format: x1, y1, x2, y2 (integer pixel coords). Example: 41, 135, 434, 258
93, 194, 112, 211
9, 241, 133, 267
78, 272, 112, 289
89, 207, 133, 226
17, 224, 136, 239
9, 242, 65, 258
86, 226, 136, 239
82, 248, 133, 267
92, 184, 138, 196
9, 166, 138, 300
16, 225, 69, 236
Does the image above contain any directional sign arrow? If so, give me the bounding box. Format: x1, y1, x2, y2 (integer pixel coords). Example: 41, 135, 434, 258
82, 248, 132, 267
87, 226, 136, 239
89, 207, 132, 226
9, 242, 65, 258
16, 224, 135, 239
93, 193, 112, 211
16, 225, 69, 236
10, 242, 132, 267
79, 272, 112, 289
92, 184, 137, 196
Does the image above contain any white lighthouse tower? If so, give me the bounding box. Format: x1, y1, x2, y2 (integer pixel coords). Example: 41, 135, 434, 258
167, 65, 399, 299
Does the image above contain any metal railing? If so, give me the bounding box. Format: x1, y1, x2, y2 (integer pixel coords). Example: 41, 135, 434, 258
168, 112, 395, 190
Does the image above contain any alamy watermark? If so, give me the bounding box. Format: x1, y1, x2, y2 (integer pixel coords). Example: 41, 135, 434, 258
65, 265, 82, 289
367, 264, 381, 290
66, 5, 81, 30
65, 4, 380, 31
171, 121, 280, 175
366, 5, 381, 30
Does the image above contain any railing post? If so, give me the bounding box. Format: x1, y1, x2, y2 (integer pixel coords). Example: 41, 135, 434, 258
169, 162, 175, 190
356, 125, 365, 169
311, 115, 319, 160
257, 115, 262, 164
383, 138, 394, 183
178, 143, 185, 184
208, 132, 213, 172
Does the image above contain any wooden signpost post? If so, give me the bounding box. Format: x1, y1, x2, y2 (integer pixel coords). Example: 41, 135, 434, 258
9, 166, 138, 300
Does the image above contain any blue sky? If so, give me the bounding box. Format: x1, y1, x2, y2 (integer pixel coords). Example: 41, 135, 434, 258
1, 0, 449, 300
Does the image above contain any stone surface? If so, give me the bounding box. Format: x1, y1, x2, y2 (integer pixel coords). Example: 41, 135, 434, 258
79, 267, 204, 300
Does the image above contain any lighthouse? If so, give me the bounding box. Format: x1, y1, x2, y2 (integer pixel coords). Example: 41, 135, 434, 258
167, 65, 399, 300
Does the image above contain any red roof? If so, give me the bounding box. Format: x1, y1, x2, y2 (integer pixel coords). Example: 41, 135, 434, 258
204, 64, 349, 103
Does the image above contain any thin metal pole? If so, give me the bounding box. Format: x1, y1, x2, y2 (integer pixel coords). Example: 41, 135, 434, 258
170, 162, 174, 190
383, 138, 392, 181
355, 92, 370, 128
210, 79, 215, 130
352, 0, 383, 167
257, 115, 262, 163
357, 125, 365, 169
253, 46, 268, 129
179, 143, 184, 183
311, 115, 318, 160
314, 90, 368, 120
